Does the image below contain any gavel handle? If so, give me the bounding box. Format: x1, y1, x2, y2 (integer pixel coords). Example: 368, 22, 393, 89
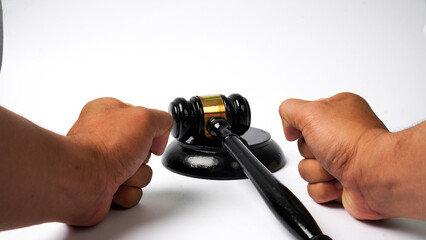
208, 118, 331, 240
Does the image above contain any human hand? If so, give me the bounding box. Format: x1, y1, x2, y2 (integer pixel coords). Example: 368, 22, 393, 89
279, 92, 391, 220
65, 98, 172, 226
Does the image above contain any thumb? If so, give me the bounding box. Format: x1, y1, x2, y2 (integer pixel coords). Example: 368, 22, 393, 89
148, 109, 173, 155
278, 98, 313, 141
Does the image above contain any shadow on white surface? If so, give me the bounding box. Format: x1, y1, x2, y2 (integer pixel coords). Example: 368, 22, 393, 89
309, 201, 426, 240
363, 218, 426, 239
62, 188, 200, 240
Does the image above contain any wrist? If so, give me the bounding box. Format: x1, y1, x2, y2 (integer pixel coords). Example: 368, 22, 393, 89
356, 123, 426, 219
382, 122, 426, 219
51, 135, 112, 226
352, 128, 395, 218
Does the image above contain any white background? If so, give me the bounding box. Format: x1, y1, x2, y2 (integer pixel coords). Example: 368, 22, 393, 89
0, 0, 425, 239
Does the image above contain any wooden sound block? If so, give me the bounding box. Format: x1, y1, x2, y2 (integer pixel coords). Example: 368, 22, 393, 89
162, 127, 286, 180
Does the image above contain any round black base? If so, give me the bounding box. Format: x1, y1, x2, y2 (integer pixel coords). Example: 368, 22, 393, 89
162, 127, 286, 180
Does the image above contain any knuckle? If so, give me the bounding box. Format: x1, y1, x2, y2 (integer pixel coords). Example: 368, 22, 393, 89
298, 137, 315, 159
91, 97, 124, 107
80, 97, 126, 115
120, 188, 142, 208
298, 159, 317, 182
130, 107, 158, 136
278, 100, 289, 115
319, 165, 332, 178
333, 92, 359, 100
298, 160, 311, 180
307, 183, 328, 203
334, 92, 367, 107
132, 106, 152, 121
298, 161, 306, 178
278, 98, 298, 116
307, 184, 316, 199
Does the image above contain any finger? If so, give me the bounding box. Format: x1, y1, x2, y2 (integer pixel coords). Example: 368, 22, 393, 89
142, 108, 173, 155
297, 137, 315, 159
148, 109, 173, 139
307, 180, 343, 203
123, 165, 153, 188
299, 159, 335, 183
151, 133, 170, 156
278, 98, 313, 140
143, 153, 151, 164
112, 185, 143, 208
282, 120, 302, 141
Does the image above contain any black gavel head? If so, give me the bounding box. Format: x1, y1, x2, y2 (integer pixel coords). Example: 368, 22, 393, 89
169, 94, 251, 141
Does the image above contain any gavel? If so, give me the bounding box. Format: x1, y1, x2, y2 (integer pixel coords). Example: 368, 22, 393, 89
166, 94, 332, 240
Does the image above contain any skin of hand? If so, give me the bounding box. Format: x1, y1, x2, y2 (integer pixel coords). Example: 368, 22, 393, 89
0, 97, 173, 230
279, 92, 426, 220
65, 98, 173, 225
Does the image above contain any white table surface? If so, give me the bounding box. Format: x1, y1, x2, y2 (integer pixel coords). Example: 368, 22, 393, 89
0, 0, 425, 239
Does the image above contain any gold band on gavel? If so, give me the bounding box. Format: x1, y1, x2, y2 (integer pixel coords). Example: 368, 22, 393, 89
198, 95, 227, 138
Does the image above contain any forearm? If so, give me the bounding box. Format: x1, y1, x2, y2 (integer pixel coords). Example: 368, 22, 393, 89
0, 99, 173, 230
0, 106, 92, 230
